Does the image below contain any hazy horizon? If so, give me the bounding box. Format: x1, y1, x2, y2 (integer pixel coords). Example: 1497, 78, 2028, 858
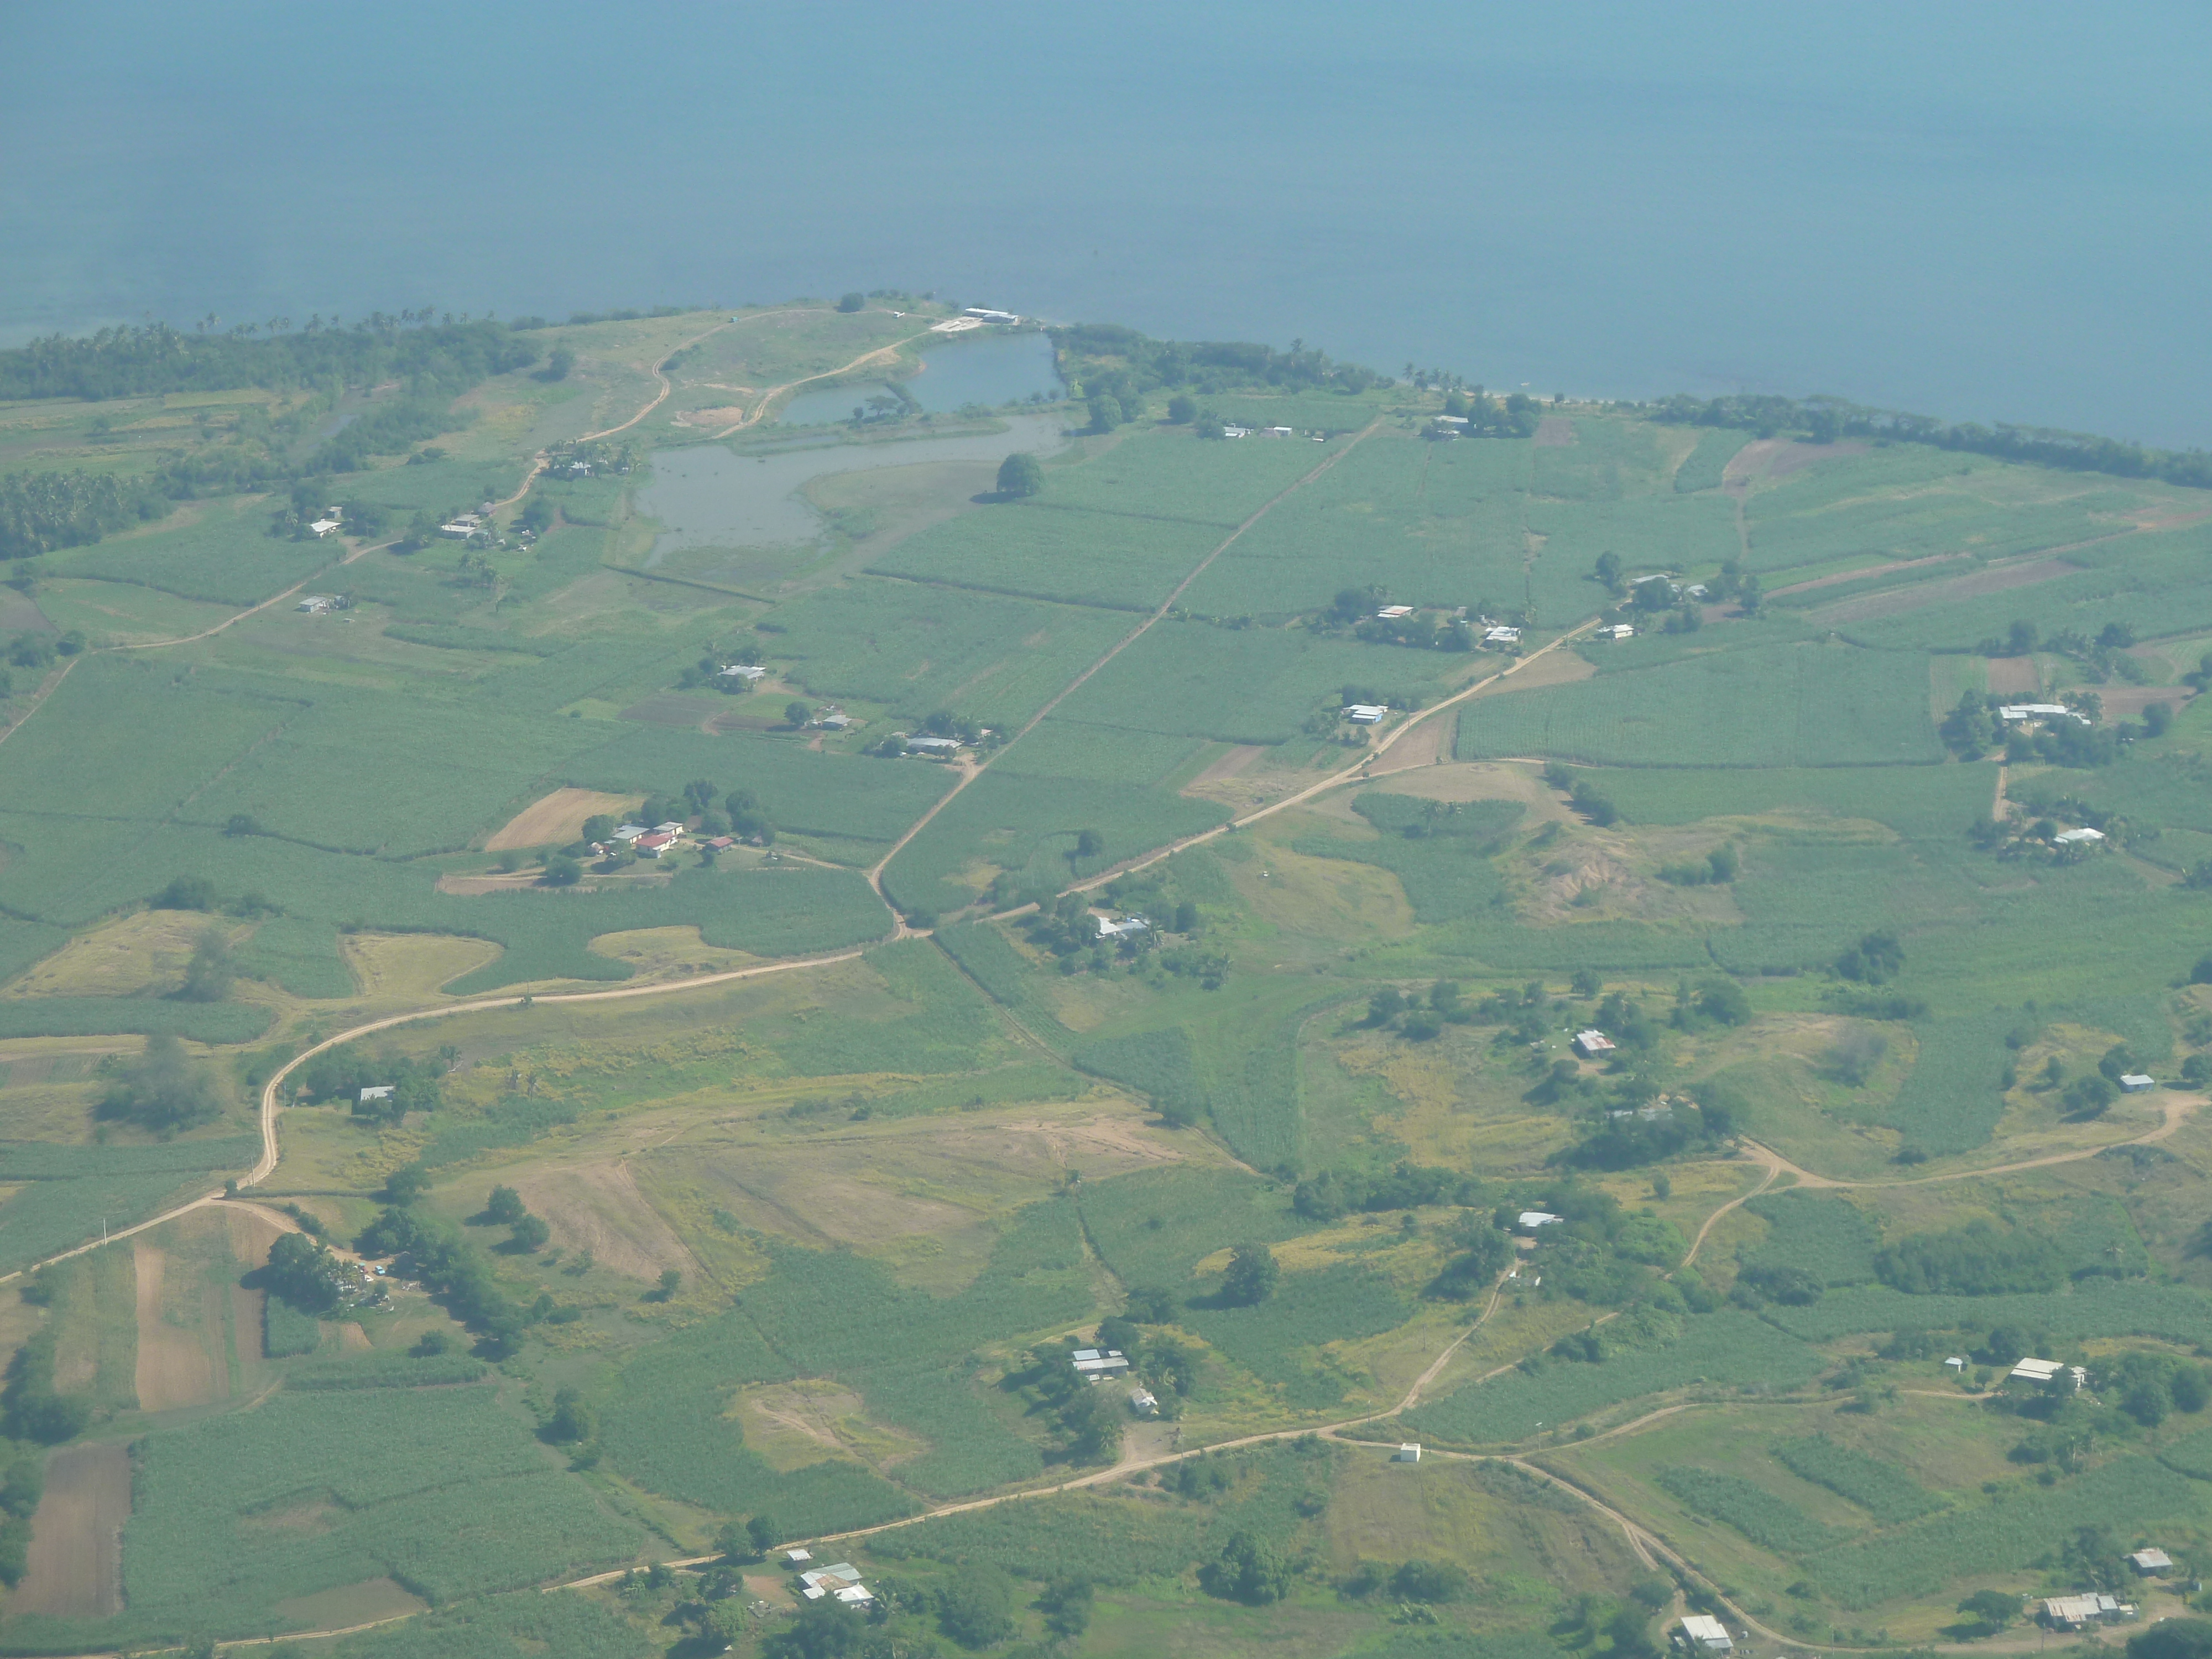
7, 1, 2209, 445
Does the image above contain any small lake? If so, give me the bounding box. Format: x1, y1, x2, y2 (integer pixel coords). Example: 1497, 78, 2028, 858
638, 411, 1070, 561
776, 330, 1063, 425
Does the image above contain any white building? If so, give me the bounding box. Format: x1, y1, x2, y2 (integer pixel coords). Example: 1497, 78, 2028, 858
611, 824, 649, 843
1343, 704, 1389, 724
1678, 1615, 1733, 1653
1519, 1211, 1563, 1230
1573, 1030, 1616, 1058
1944, 1356, 1966, 1373
1999, 703, 2090, 726
1376, 605, 1416, 620
1393, 1443, 1421, 1463
2042, 1595, 2132, 1630
962, 307, 1021, 324
1484, 625, 1522, 645
786, 1549, 813, 1564
2130, 1548, 2174, 1577
309, 518, 342, 538
1095, 915, 1150, 940
2121, 1073, 2155, 1092
359, 1085, 394, 1104
2009, 1357, 2085, 1390
1129, 1387, 1159, 1417
905, 734, 962, 754
1264, 426, 1295, 437
718, 664, 768, 684
1603, 623, 1634, 640
2054, 826, 2106, 845
1072, 1347, 1130, 1377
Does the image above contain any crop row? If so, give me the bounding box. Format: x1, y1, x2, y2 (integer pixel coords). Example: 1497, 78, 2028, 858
1771, 1436, 1941, 1525
1655, 1465, 1843, 1556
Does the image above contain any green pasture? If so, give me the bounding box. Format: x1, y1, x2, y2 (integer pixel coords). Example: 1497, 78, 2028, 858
752, 579, 1133, 726
1454, 640, 1944, 768
1673, 429, 1751, 492
1532, 418, 1674, 501
50, 495, 340, 606
1178, 432, 1533, 619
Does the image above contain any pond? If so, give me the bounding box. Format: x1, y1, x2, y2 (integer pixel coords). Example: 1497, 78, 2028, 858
776, 330, 1063, 425
637, 411, 1070, 564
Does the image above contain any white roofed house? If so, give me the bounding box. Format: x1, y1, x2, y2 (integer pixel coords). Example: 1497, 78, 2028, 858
1376, 605, 1416, 620
1343, 704, 1389, 724
1483, 625, 1521, 645
2130, 1548, 2174, 1576
2041, 1595, 2133, 1629
1518, 1211, 1562, 1230
1129, 1386, 1159, 1417
1095, 914, 1150, 941
2120, 1073, 2156, 1092
905, 734, 963, 755
1071, 1347, 1130, 1378
1677, 1615, 1732, 1653
359, 1085, 394, 1105
1573, 1030, 1615, 1058
2053, 826, 2105, 846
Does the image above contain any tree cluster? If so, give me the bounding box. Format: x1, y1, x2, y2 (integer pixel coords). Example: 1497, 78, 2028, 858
1292, 1162, 1484, 1221
262, 1230, 346, 1315
355, 1203, 551, 1358
96, 1034, 223, 1135
1050, 324, 1389, 399
1873, 1220, 2072, 1296
1649, 391, 2212, 492
0, 469, 169, 561
290, 1042, 452, 1125
1542, 761, 1619, 827
479, 1183, 552, 1252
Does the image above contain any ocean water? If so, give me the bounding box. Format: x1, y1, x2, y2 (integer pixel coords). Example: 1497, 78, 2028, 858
6, 1, 2210, 445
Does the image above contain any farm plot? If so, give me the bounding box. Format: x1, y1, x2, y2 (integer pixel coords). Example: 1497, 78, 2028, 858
1531, 418, 1673, 501
1037, 424, 1333, 524
1707, 834, 1923, 975
1293, 794, 1523, 925
1454, 642, 1944, 769
1178, 434, 1533, 620
1764, 1279, 2212, 1347
0, 998, 272, 1041
1750, 487, 2131, 577
1772, 1436, 1941, 1524
1845, 522, 2212, 652
1525, 495, 1740, 586
1057, 619, 1465, 747
604, 1201, 1097, 1520
1582, 763, 1991, 840
868, 500, 1224, 612
1674, 430, 1752, 493
994, 718, 1208, 788
53, 497, 339, 606
293, 1593, 651, 1659
1402, 1312, 1823, 1445
1806, 1455, 2204, 1609
1869, 1008, 2023, 1157
1738, 1192, 1882, 1288
1654, 1466, 1844, 1554
44, 1386, 643, 1647
11, 1442, 128, 1618
880, 767, 1228, 920
753, 580, 1132, 727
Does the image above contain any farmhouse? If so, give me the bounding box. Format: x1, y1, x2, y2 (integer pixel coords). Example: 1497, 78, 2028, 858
1129, 1386, 1159, 1417
2008, 1357, 2086, 1390
611, 823, 649, 843
962, 307, 1021, 324
1343, 704, 1389, 724
786, 1549, 813, 1564
1376, 605, 1416, 620
309, 517, 342, 538
2053, 826, 2105, 845
634, 832, 680, 857
1264, 426, 1295, 436
1392, 1443, 1421, 1463
905, 735, 962, 755
2121, 1073, 2155, 1092
1999, 703, 2090, 726
1095, 915, 1149, 940
1518, 1211, 1563, 1230
705, 836, 736, 852
1573, 1030, 1616, 1058
438, 515, 481, 539
1484, 625, 1522, 645
1432, 415, 1469, 426
1677, 1616, 1733, 1653
1222, 425, 1251, 439
817, 712, 853, 729
2130, 1548, 2173, 1577
359, 1085, 394, 1104
296, 595, 334, 614
1603, 623, 1634, 640
1945, 1356, 1966, 1373
2041, 1595, 2133, 1630
1071, 1347, 1130, 1377
718, 664, 769, 684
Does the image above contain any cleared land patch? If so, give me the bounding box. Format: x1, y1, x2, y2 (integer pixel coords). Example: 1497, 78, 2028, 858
484, 787, 637, 851
12, 1441, 128, 1618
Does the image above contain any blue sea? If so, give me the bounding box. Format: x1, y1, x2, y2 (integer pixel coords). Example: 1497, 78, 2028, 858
6, 1, 2210, 446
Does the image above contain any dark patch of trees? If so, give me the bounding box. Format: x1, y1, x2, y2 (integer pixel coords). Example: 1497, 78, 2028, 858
1835, 931, 1903, 985
1874, 1221, 2069, 1296
290, 1042, 453, 1125
1051, 324, 1389, 399
1293, 1164, 1484, 1220
1, 1322, 90, 1445
0, 470, 169, 560
96, 1033, 222, 1134
995, 452, 1042, 497
1220, 1244, 1280, 1306
1199, 1530, 1293, 1604
355, 1203, 540, 1358
262, 1230, 345, 1314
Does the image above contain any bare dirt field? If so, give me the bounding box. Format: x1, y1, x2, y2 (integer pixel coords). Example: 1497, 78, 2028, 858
1723, 438, 1868, 491
2095, 685, 2193, 720
486, 787, 637, 852
338, 932, 503, 1001
1986, 656, 2042, 696
509, 1160, 702, 1282
1809, 556, 2079, 626
271, 1578, 428, 1629
1359, 760, 1566, 817
1180, 744, 1267, 797
133, 1243, 215, 1412
12, 1441, 128, 1617
1368, 717, 1451, 775
1533, 416, 1576, 447
1471, 648, 1595, 696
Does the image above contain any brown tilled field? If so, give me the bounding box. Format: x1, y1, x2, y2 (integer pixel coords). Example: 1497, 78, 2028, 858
12, 1441, 128, 1617
484, 787, 638, 852
132, 1243, 217, 1412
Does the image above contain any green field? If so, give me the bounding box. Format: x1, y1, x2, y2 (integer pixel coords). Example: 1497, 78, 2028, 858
7, 308, 2212, 1652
